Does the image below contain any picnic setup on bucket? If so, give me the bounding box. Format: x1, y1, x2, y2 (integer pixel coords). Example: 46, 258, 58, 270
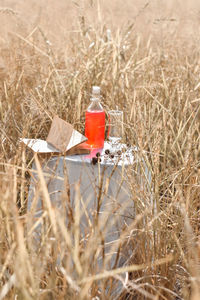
21, 86, 151, 297
22, 85, 138, 169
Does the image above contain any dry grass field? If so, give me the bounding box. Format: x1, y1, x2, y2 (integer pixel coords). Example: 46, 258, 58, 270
0, 0, 200, 299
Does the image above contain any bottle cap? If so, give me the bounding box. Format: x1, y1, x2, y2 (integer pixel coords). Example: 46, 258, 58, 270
92, 86, 100, 95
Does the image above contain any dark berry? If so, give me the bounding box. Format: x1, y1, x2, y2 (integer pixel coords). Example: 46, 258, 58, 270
91, 157, 98, 165
117, 150, 122, 155
105, 149, 110, 155
110, 154, 114, 159
96, 152, 101, 157
98, 157, 102, 163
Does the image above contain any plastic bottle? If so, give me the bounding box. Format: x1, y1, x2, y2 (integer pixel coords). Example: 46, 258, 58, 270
85, 86, 105, 149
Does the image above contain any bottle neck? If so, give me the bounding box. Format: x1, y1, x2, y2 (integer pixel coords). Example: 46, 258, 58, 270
90, 95, 101, 102
87, 95, 103, 111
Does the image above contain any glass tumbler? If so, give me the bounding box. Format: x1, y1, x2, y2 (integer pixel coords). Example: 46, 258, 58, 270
108, 110, 123, 150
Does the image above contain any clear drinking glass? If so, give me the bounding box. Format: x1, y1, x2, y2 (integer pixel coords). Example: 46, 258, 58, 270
108, 110, 123, 150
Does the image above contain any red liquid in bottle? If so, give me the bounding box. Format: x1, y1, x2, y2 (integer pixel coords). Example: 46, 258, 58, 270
85, 110, 105, 148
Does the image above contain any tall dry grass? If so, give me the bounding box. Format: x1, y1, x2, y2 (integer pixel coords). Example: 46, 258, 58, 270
0, 0, 200, 299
